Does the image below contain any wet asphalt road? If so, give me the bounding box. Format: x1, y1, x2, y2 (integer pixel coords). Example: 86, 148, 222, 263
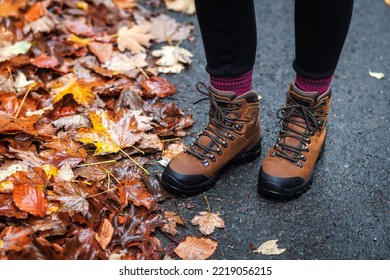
158, 0, 390, 259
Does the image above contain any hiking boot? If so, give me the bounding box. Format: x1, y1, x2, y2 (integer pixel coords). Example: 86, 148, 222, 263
258, 83, 331, 198
162, 82, 262, 195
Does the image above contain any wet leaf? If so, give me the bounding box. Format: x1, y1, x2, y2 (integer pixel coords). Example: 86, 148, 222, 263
174, 236, 218, 260
165, 0, 196, 15
191, 211, 225, 235
253, 239, 286, 255
161, 211, 185, 237
0, 226, 32, 252
117, 25, 153, 53
0, 194, 28, 219
158, 142, 186, 166
65, 20, 95, 36
95, 218, 114, 250
13, 184, 48, 217
0, 111, 40, 136
102, 52, 148, 73
30, 54, 59, 68
88, 42, 113, 63
0, 41, 31, 63
24, 2, 46, 22
0, 0, 27, 18
141, 76, 176, 98
119, 179, 156, 210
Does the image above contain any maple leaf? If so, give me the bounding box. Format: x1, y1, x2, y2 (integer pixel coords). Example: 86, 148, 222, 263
140, 76, 176, 98
161, 211, 185, 237
152, 45, 193, 74
0, 0, 27, 18
174, 236, 218, 260
253, 240, 286, 255
102, 52, 148, 73
117, 25, 153, 54
23, 14, 57, 35
150, 14, 193, 43
0, 41, 31, 63
76, 109, 146, 155
0, 111, 40, 136
158, 142, 186, 167
191, 211, 225, 235
47, 73, 98, 107
119, 178, 156, 210
165, 0, 196, 15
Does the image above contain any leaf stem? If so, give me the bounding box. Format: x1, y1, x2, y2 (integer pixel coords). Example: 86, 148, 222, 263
119, 148, 150, 176
135, 65, 150, 79
76, 160, 117, 167
14, 81, 36, 119
86, 186, 118, 198
204, 195, 211, 213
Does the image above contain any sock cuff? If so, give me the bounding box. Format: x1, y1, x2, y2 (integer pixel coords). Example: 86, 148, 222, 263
295, 73, 333, 94
210, 69, 253, 96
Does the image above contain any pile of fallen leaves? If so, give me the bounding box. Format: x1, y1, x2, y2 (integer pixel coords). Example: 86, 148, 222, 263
0, 0, 221, 260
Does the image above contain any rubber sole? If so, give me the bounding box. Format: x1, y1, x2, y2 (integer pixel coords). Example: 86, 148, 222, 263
257, 141, 326, 199
162, 137, 262, 196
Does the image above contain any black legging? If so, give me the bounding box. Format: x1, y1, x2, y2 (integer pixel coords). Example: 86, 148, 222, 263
194, 0, 354, 79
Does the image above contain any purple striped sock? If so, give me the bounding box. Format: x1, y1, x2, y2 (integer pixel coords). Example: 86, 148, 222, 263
210, 69, 253, 96
295, 73, 333, 95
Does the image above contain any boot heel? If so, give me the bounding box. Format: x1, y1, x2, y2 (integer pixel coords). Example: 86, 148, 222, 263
233, 137, 262, 165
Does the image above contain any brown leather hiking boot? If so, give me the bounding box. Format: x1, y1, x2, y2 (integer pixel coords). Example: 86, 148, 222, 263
258, 83, 331, 198
162, 82, 261, 195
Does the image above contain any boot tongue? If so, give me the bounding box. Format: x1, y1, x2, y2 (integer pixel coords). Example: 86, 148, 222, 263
209, 86, 236, 101
289, 83, 318, 107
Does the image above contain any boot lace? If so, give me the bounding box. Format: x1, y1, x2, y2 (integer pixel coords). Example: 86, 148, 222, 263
186, 82, 245, 166
272, 95, 326, 167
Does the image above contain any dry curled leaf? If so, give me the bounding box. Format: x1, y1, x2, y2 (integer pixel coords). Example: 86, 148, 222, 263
161, 211, 185, 237
117, 25, 153, 54
174, 236, 218, 260
158, 142, 186, 167
165, 0, 196, 15
0, 41, 31, 63
191, 211, 225, 235
152, 45, 193, 74
253, 239, 286, 255
95, 218, 114, 250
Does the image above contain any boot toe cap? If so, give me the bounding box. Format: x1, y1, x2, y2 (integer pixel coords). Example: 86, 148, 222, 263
162, 162, 211, 195
257, 167, 308, 198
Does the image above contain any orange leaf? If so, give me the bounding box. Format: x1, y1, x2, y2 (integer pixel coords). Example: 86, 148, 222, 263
65, 20, 95, 36
30, 54, 59, 68
88, 42, 113, 63
95, 218, 114, 250
174, 236, 218, 260
0, 111, 40, 136
0, 0, 27, 18
24, 2, 46, 22
141, 76, 176, 98
12, 184, 48, 217
120, 179, 156, 210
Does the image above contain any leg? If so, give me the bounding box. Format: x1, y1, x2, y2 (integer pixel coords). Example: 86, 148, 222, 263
162, 0, 261, 195
195, 0, 257, 95
258, 0, 354, 198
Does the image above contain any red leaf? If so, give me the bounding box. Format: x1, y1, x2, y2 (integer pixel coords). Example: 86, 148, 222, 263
30, 54, 59, 68
141, 76, 176, 98
13, 184, 48, 217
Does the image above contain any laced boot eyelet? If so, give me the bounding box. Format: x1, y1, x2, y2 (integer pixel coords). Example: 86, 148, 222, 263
210, 155, 216, 162
303, 146, 309, 152
300, 155, 306, 161
296, 160, 303, 168
317, 120, 324, 126
310, 131, 315, 136
306, 137, 311, 144
270, 152, 276, 157
222, 141, 228, 148
235, 124, 242, 131
202, 159, 209, 167
229, 134, 235, 140
217, 148, 222, 155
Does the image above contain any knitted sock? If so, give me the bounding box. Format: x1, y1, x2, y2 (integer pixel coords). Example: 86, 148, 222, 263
210, 69, 253, 96
294, 73, 333, 95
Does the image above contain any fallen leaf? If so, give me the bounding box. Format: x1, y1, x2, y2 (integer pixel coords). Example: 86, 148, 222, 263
117, 25, 153, 53
52, 114, 92, 131
119, 179, 156, 210
174, 236, 218, 260
113, 0, 137, 9
24, 2, 46, 22
137, 133, 163, 151
0, 194, 29, 219
0, 25, 13, 47
13, 72, 35, 92
48, 73, 98, 107
0, 41, 31, 63
0, 162, 29, 183
76, 109, 151, 155
165, 0, 196, 15
253, 239, 286, 255
56, 161, 75, 182
88, 42, 113, 63
191, 211, 225, 235
65, 20, 95, 36
95, 218, 114, 250
158, 142, 186, 167
150, 14, 193, 43
102, 52, 148, 73
23, 14, 57, 35
141, 76, 176, 98
0, 111, 40, 136
0, 0, 28, 18
161, 211, 185, 237
30, 54, 59, 68
368, 70, 385, 80
152, 45, 192, 74
13, 184, 48, 217
0, 226, 32, 252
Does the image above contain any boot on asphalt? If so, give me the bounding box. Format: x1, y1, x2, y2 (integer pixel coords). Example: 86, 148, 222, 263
258, 83, 331, 198
162, 82, 262, 195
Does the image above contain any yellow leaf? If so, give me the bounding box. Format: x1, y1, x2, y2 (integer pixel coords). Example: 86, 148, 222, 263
67, 34, 91, 49
42, 164, 58, 180
253, 240, 286, 255
165, 0, 196, 15
77, 1, 89, 11
77, 109, 145, 155
48, 73, 97, 107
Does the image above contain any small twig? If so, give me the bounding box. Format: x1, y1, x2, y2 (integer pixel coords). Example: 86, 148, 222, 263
135, 64, 150, 79
70, 179, 92, 186
131, 145, 145, 155
161, 138, 181, 142
101, 166, 120, 184
204, 195, 211, 213
14, 81, 36, 119
76, 159, 117, 167
120, 148, 149, 175
86, 186, 118, 198
176, 40, 183, 48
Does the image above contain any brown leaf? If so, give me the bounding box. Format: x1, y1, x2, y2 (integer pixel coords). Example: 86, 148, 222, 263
253, 240, 286, 255
12, 184, 48, 217
65, 20, 95, 36
24, 2, 46, 22
191, 211, 225, 235
0, 194, 28, 219
158, 142, 186, 166
95, 218, 114, 250
174, 236, 218, 260
119, 179, 156, 210
141, 76, 176, 98
88, 42, 113, 63
30, 54, 59, 68
161, 211, 185, 237
0, 226, 32, 252
0, 111, 40, 136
